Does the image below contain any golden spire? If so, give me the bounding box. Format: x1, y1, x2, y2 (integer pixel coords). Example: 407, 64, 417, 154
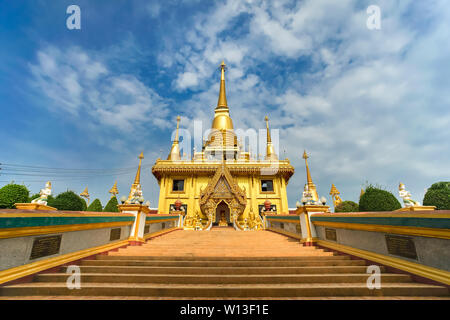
302, 150, 319, 202
265, 116, 278, 160
127, 152, 144, 202
109, 181, 119, 198
217, 61, 228, 108
360, 188, 365, 198
167, 116, 181, 161
211, 61, 234, 131
133, 152, 144, 185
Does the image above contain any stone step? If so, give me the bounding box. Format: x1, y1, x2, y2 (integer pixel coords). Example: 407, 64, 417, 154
96, 255, 349, 261
80, 259, 365, 267
34, 273, 413, 284
2, 283, 447, 297
60, 265, 378, 275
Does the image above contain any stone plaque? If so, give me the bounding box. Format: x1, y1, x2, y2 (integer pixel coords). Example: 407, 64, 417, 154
110, 228, 121, 241
162, 222, 166, 229
325, 228, 337, 241
144, 224, 150, 234
295, 224, 302, 234
385, 235, 417, 260
30, 235, 62, 260
279, 222, 284, 229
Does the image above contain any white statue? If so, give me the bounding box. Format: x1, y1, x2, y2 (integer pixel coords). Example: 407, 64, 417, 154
128, 185, 143, 204
399, 183, 420, 207
302, 184, 314, 205
31, 181, 52, 205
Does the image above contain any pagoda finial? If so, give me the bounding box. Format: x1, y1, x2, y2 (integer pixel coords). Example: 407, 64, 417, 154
265, 116, 278, 160
168, 116, 181, 161
217, 60, 228, 108
133, 152, 144, 185
109, 181, 119, 198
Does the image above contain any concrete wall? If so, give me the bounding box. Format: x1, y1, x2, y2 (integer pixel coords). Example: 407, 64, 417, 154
315, 225, 450, 271
145, 220, 176, 235
0, 225, 132, 271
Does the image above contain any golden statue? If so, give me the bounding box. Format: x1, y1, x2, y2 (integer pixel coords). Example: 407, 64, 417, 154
218, 210, 228, 227
329, 184, 343, 209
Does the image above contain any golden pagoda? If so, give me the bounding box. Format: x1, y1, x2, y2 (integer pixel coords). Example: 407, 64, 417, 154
152, 61, 295, 230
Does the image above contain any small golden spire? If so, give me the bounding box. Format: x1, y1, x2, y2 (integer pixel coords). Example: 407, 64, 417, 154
133, 152, 144, 185
302, 150, 319, 202
360, 188, 365, 198
127, 152, 144, 203
109, 181, 119, 198
265, 116, 278, 160
302, 150, 313, 185
168, 116, 181, 161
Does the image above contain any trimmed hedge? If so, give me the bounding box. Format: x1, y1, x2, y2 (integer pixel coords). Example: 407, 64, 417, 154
335, 201, 359, 213
104, 197, 119, 212
0, 184, 30, 209
423, 181, 450, 210
359, 186, 401, 212
52, 191, 86, 211
87, 198, 103, 212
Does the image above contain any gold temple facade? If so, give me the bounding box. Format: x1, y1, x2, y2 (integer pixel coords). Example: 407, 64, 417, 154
151, 62, 295, 230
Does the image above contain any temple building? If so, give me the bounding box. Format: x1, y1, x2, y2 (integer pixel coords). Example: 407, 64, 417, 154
151, 61, 295, 230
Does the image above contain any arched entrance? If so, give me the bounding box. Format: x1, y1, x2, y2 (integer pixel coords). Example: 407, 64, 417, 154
214, 201, 231, 226
199, 163, 247, 230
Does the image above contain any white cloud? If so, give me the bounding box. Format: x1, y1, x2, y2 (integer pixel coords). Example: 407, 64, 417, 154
29, 46, 169, 133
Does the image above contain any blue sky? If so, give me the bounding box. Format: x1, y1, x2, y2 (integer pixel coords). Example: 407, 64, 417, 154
0, 0, 449, 208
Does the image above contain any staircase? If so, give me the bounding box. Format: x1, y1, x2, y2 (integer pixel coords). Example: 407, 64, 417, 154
1, 228, 448, 299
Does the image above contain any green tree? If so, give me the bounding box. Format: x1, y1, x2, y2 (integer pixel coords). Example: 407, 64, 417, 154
0, 184, 30, 209
87, 198, 103, 212
359, 185, 401, 212
52, 191, 86, 211
423, 181, 450, 210
81, 199, 87, 211
335, 201, 359, 213
104, 197, 119, 212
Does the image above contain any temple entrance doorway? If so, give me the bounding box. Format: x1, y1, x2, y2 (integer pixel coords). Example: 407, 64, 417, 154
214, 201, 231, 227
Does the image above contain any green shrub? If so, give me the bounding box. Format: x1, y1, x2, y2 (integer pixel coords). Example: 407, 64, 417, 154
423, 182, 450, 210
81, 199, 87, 211
87, 198, 103, 212
104, 197, 119, 212
0, 184, 30, 209
428, 181, 450, 191
52, 191, 86, 211
359, 185, 401, 212
335, 201, 359, 213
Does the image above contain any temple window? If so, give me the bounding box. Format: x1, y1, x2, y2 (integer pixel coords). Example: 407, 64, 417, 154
172, 179, 185, 192
261, 180, 274, 192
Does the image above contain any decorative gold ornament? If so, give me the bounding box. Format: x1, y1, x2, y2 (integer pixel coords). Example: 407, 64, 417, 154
109, 181, 119, 198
